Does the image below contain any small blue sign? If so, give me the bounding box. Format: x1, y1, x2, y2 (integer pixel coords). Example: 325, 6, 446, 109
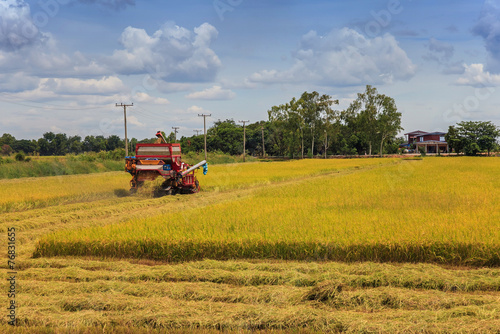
163, 164, 171, 171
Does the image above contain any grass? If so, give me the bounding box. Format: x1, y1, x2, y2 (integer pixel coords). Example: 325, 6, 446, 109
34, 157, 500, 266
0, 151, 128, 179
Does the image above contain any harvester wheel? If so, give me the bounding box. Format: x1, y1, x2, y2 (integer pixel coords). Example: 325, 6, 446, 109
192, 180, 200, 193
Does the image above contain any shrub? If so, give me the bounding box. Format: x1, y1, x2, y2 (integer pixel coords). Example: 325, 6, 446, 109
15, 152, 26, 161
418, 147, 426, 157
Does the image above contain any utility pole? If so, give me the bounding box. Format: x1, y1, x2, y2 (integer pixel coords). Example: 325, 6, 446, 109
172, 127, 179, 142
116, 103, 133, 156
261, 125, 265, 158
193, 130, 202, 136
198, 113, 211, 161
324, 130, 328, 159
300, 126, 304, 159
239, 120, 249, 162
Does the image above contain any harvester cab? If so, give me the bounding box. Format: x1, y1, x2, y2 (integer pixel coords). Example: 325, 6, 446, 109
125, 131, 207, 195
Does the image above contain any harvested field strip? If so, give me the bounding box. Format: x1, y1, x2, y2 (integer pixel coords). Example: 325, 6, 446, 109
35, 158, 500, 266
2, 259, 500, 332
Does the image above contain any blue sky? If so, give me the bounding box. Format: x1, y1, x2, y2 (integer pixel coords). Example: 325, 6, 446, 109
0, 0, 499, 140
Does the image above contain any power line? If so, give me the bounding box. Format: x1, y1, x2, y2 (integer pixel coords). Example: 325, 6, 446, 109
193, 129, 202, 136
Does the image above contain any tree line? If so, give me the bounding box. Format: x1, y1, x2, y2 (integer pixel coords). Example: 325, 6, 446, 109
179, 85, 404, 157
2, 85, 498, 158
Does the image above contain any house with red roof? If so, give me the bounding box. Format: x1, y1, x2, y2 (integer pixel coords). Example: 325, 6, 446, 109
403, 131, 448, 154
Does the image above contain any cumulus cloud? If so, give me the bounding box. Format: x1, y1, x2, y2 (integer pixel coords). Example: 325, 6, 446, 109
107, 22, 221, 82
472, 0, 500, 72
456, 63, 500, 87
185, 85, 235, 100
423, 38, 454, 63
126, 115, 144, 127
41, 76, 126, 95
0, 33, 110, 78
186, 105, 212, 116
248, 28, 416, 86
0, 72, 40, 91
0, 0, 43, 51
132, 91, 169, 104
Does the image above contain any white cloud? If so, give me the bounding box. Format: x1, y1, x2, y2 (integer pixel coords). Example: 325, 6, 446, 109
0, 72, 40, 92
0, 0, 41, 51
456, 63, 500, 87
0, 35, 110, 78
126, 115, 145, 127
185, 85, 236, 100
187, 105, 211, 114
132, 92, 169, 104
107, 22, 221, 82
41, 76, 126, 95
248, 28, 416, 86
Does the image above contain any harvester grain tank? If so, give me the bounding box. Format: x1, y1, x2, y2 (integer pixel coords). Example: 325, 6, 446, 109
125, 131, 207, 194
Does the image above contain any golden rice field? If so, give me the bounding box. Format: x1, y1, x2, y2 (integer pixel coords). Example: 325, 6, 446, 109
0, 158, 389, 214
35, 157, 500, 266
2, 157, 500, 333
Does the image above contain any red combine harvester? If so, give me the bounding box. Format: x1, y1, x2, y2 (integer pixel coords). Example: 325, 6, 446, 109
125, 131, 207, 194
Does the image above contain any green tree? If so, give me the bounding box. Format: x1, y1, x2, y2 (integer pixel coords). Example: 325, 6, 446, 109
346, 85, 401, 156
268, 92, 338, 157
12, 139, 37, 154
207, 119, 243, 155
451, 121, 500, 156
297, 91, 338, 156
0, 133, 16, 147
106, 135, 122, 151
1, 144, 13, 156
68, 136, 83, 154
268, 98, 302, 157
53, 133, 68, 155
445, 125, 462, 154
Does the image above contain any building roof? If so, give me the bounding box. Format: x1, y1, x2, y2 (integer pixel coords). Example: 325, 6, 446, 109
416, 132, 446, 137
404, 130, 428, 136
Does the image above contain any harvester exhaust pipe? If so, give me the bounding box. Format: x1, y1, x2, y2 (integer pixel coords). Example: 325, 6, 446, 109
181, 160, 207, 177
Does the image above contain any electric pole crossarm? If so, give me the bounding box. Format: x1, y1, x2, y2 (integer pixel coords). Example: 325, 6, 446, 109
172, 127, 180, 142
